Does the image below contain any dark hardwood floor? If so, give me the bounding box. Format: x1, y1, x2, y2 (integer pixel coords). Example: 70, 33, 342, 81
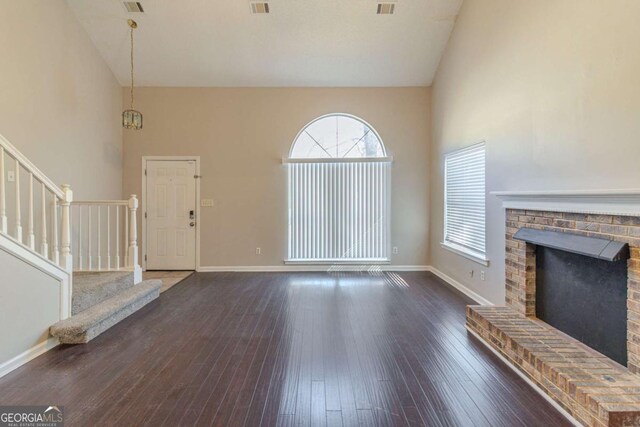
0, 271, 570, 426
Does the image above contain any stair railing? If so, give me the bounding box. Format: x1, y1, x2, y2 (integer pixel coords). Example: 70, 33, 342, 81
0, 134, 73, 273
71, 195, 141, 283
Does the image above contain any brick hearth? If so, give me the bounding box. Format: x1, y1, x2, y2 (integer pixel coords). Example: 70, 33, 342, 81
468, 306, 640, 427
467, 209, 640, 427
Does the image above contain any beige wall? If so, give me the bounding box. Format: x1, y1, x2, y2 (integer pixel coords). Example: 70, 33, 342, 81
430, 0, 640, 303
0, 247, 61, 368
0, 1, 121, 370
0, 0, 122, 200
123, 87, 431, 268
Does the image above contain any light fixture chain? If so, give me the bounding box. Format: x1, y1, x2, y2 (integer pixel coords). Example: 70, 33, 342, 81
130, 23, 135, 109
122, 19, 142, 130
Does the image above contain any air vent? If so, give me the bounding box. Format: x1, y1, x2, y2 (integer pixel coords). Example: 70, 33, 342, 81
123, 2, 144, 13
377, 2, 396, 14
250, 2, 270, 14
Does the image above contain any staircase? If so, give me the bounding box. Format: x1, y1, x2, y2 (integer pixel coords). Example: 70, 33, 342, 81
50, 272, 161, 344
0, 133, 159, 377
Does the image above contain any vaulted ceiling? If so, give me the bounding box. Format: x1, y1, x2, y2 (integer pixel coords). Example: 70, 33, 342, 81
66, 0, 462, 87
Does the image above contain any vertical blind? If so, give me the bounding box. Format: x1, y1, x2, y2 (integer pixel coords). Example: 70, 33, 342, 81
444, 143, 486, 257
287, 159, 391, 262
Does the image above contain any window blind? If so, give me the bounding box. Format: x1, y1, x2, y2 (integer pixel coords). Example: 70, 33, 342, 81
287, 160, 391, 262
444, 143, 486, 258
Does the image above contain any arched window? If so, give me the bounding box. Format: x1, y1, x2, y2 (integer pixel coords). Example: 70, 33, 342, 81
286, 114, 392, 263
290, 114, 386, 159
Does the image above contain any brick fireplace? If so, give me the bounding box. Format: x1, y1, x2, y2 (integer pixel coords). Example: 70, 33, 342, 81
466, 191, 640, 427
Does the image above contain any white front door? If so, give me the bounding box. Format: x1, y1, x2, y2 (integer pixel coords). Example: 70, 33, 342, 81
146, 160, 197, 270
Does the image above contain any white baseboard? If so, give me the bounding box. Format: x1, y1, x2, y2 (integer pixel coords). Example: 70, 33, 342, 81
0, 338, 59, 379
466, 327, 580, 427
196, 265, 495, 307
426, 266, 493, 306
196, 264, 493, 305
197, 265, 430, 273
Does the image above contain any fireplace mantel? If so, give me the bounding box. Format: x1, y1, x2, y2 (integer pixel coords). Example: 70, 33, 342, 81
492, 189, 640, 216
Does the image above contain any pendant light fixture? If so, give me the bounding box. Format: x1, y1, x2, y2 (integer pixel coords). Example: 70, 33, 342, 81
122, 19, 143, 130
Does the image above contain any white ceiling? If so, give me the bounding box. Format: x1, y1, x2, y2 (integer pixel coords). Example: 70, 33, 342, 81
66, 0, 463, 87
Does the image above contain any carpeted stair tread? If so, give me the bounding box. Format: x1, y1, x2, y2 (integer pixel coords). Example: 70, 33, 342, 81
50, 279, 161, 344
72, 271, 134, 314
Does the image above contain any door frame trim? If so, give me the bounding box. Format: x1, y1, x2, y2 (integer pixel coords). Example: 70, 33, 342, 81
141, 156, 201, 271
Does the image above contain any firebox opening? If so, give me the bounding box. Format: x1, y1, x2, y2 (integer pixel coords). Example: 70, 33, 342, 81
536, 246, 628, 366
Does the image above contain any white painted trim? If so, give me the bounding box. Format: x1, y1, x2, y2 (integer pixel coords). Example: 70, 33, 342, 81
0, 233, 71, 319
0, 133, 64, 199
195, 265, 494, 308
466, 327, 581, 427
283, 157, 393, 164
142, 156, 201, 271
288, 113, 388, 158
0, 233, 68, 378
426, 266, 493, 306
440, 241, 489, 267
72, 200, 128, 206
0, 233, 68, 276
0, 338, 59, 379
197, 265, 430, 273
492, 189, 640, 216
284, 259, 391, 265
75, 267, 138, 274
195, 264, 497, 309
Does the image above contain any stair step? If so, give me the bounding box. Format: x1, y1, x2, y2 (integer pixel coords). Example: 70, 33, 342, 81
50, 279, 161, 344
72, 271, 135, 314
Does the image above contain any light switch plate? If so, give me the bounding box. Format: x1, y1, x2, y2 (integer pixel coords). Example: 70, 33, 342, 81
201, 199, 214, 207
7, 171, 15, 182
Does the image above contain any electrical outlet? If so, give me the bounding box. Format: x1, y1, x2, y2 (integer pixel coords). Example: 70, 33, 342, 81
392, 246, 398, 254
480, 270, 486, 281
255, 247, 261, 255
7, 171, 15, 182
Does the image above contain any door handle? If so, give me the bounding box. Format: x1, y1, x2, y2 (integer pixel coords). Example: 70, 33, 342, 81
190, 222, 195, 227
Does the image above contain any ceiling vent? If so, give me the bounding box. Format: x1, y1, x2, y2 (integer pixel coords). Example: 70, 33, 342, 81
250, 2, 270, 14
376, 2, 396, 14
123, 2, 144, 13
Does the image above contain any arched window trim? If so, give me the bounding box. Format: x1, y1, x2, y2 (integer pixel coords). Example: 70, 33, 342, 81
285, 113, 392, 264
288, 113, 388, 160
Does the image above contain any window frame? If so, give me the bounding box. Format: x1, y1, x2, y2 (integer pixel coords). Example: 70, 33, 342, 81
288, 113, 387, 160
285, 113, 392, 264
441, 142, 490, 266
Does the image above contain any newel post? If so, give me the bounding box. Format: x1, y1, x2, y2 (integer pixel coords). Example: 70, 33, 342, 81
60, 184, 73, 273
128, 194, 142, 283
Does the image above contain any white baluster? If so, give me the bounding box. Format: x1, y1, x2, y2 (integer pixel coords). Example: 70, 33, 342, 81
78, 205, 83, 270
115, 205, 120, 270
0, 147, 6, 234
51, 198, 59, 264
41, 183, 48, 257
124, 206, 129, 268
14, 160, 21, 242
128, 195, 141, 283
88, 205, 93, 270
106, 206, 111, 270
60, 185, 73, 272
28, 173, 35, 250
97, 206, 101, 270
